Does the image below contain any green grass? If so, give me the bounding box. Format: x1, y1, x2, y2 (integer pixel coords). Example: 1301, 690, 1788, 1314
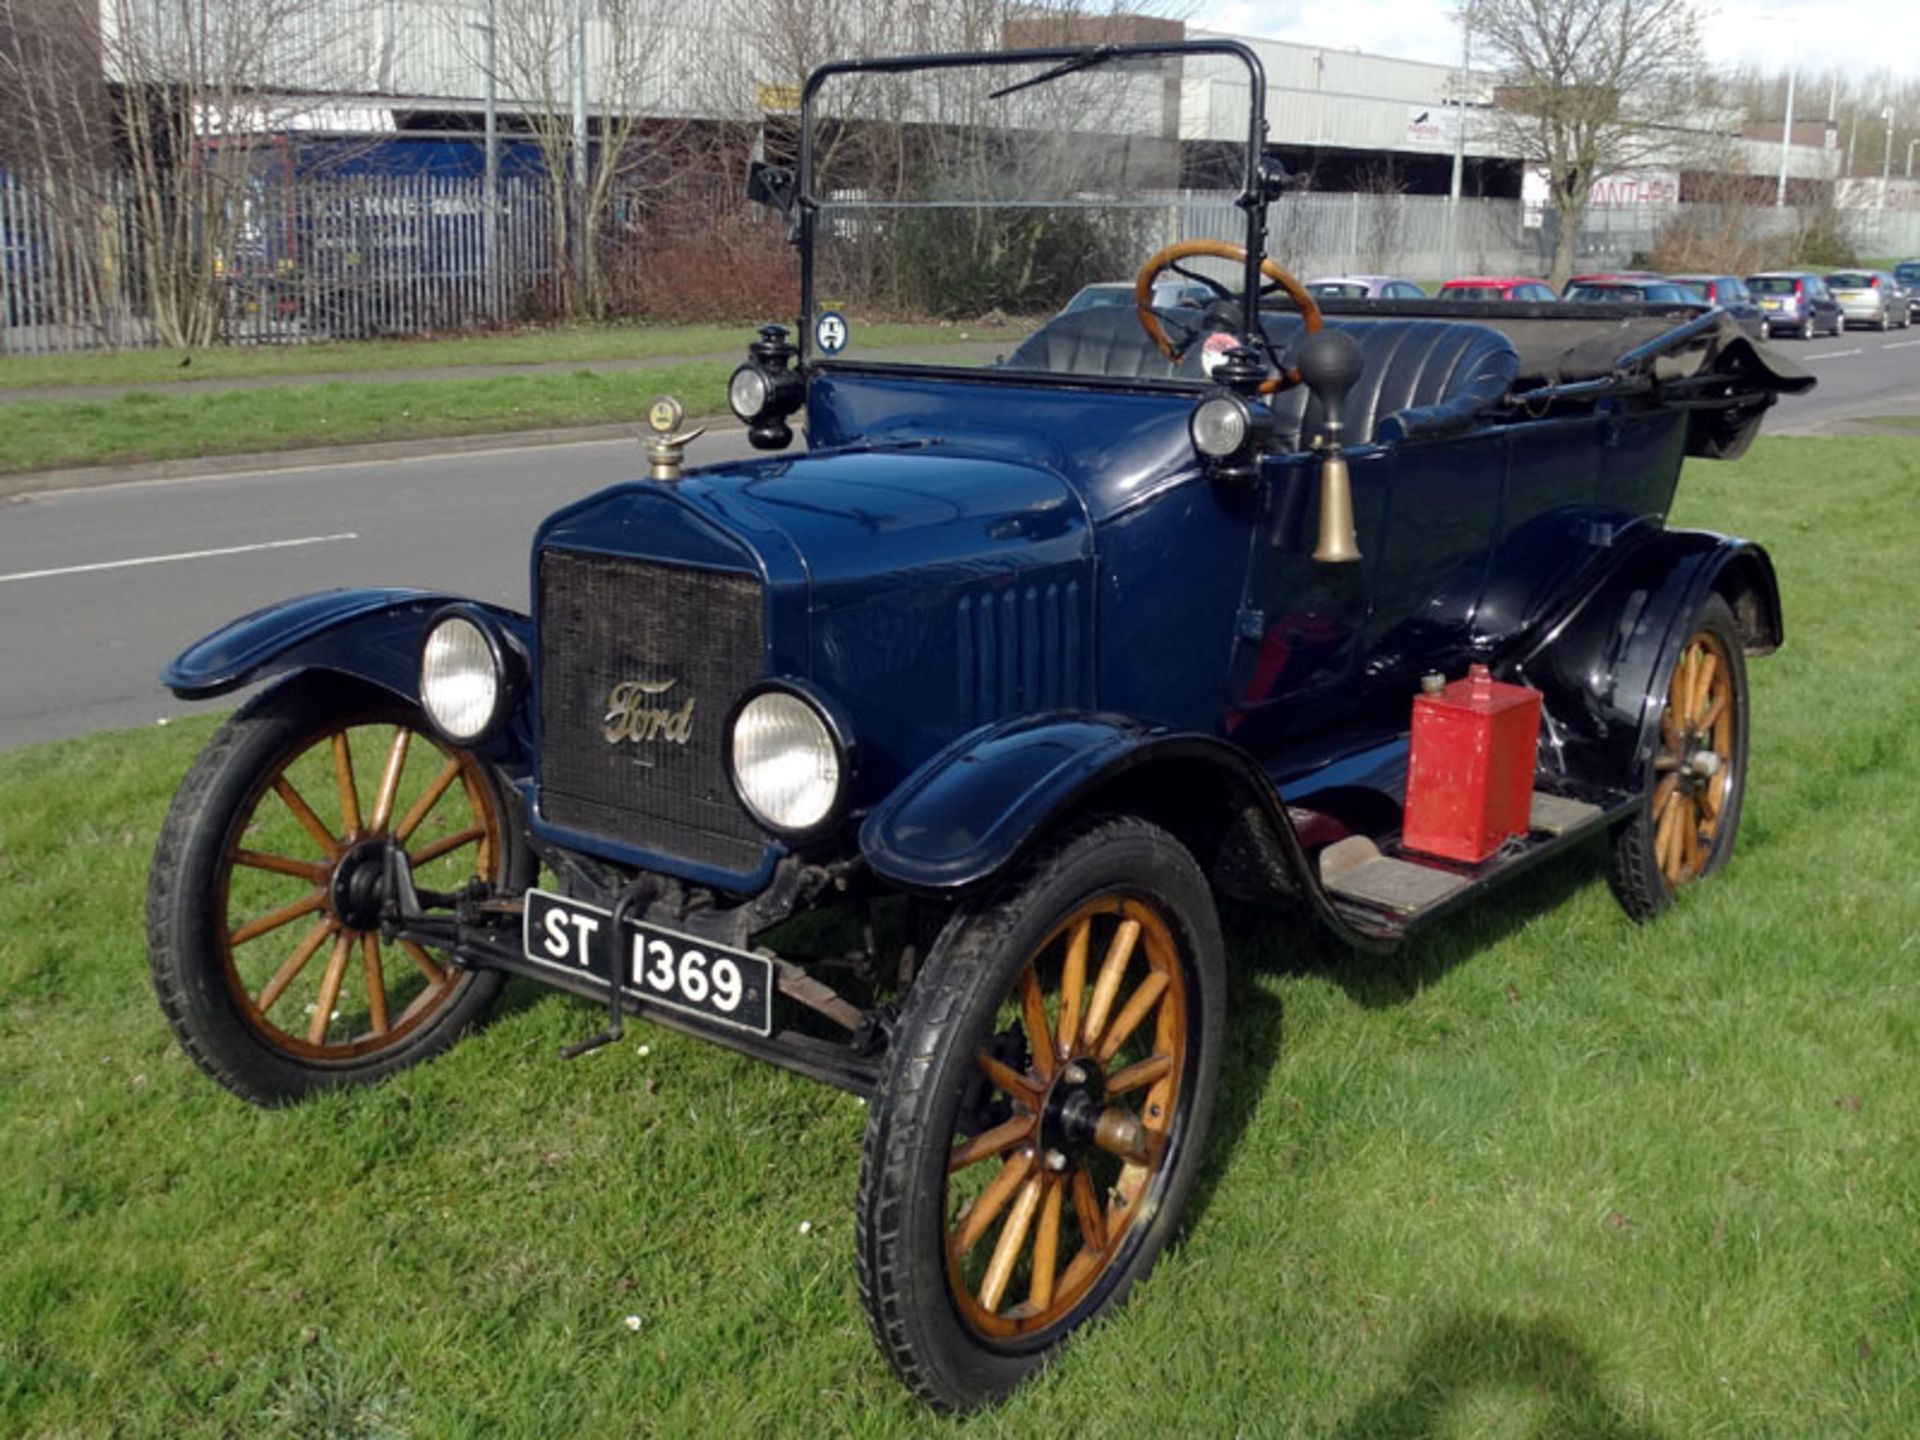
0, 320, 1020, 392
3, 435, 1919, 1436
0, 365, 733, 474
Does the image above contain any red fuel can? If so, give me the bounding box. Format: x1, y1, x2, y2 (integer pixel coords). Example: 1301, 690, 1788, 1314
1401, 664, 1543, 864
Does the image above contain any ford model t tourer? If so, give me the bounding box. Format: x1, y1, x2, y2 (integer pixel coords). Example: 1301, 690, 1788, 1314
148, 42, 1811, 1410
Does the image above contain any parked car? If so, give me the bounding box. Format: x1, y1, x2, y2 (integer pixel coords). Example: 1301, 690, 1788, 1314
1747, 271, 1844, 338
1563, 279, 1705, 305
1567, 271, 1664, 287
144, 39, 1813, 1414
1305, 274, 1428, 300
1824, 269, 1912, 330
1439, 275, 1559, 301
1895, 260, 1920, 319
1666, 274, 1768, 340
1061, 278, 1216, 315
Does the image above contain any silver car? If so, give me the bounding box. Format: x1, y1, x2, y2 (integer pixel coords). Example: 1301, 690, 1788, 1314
1305, 274, 1428, 300
1824, 270, 1911, 330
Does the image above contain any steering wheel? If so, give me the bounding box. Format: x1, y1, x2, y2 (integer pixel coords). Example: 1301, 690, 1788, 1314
1133, 239, 1324, 395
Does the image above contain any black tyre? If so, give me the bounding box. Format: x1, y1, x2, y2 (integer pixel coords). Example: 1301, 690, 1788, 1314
1606, 594, 1749, 922
148, 672, 522, 1106
856, 818, 1225, 1411
1800, 313, 1815, 340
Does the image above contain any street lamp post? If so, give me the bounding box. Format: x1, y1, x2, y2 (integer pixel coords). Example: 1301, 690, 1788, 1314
1776, 68, 1796, 207
466, 1, 501, 320
1447, 15, 1472, 277
1882, 107, 1896, 206
571, 0, 590, 301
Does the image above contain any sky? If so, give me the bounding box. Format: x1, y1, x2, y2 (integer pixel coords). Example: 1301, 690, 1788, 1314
1189, 0, 1920, 85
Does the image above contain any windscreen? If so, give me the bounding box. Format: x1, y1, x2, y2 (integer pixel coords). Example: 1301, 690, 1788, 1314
1826, 272, 1872, 288
1749, 277, 1798, 294
800, 47, 1257, 377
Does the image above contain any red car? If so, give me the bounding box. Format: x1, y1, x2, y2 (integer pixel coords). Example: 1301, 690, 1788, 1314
1439, 275, 1559, 301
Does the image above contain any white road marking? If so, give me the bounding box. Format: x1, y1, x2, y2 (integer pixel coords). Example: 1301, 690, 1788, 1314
1801, 349, 1863, 361
1885, 339, 1920, 350
0, 532, 358, 584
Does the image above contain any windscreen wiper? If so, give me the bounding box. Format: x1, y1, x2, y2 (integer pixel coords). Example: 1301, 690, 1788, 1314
988, 46, 1120, 100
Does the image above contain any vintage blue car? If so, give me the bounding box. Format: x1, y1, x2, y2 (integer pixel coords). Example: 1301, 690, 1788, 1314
146, 41, 1811, 1410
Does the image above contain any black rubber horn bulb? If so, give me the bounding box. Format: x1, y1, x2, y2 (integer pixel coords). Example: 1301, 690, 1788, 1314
1297, 328, 1363, 419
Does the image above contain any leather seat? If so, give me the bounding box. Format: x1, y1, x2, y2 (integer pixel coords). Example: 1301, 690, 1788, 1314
999, 304, 1187, 380
1256, 316, 1519, 448
1000, 307, 1518, 447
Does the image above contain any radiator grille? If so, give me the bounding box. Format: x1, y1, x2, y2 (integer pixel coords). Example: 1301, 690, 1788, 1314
537, 549, 766, 873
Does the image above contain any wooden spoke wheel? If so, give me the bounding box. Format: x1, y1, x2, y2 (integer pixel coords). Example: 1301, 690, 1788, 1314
856, 819, 1224, 1412
1607, 594, 1750, 921
944, 896, 1187, 1339
149, 673, 520, 1105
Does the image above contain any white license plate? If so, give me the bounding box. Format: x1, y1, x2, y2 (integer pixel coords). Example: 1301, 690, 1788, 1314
522, 888, 774, 1035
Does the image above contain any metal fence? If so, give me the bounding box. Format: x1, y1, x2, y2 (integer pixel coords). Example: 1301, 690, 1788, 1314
1, 171, 555, 356
8, 169, 1920, 355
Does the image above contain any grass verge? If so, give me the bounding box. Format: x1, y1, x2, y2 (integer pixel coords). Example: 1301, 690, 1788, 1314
2, 436, 1918, 1436
0, 364, 732, 475
0, 320, 1022, 392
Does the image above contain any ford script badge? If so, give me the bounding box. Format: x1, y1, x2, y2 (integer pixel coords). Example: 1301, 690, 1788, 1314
603, 678, 696, 745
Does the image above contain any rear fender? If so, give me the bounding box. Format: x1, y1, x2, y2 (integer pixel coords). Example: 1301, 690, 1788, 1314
161, 588, 534, 765
1511, 530, 1779, 793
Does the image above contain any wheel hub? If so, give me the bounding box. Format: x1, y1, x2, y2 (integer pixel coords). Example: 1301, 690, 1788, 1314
1040, 1059, 1108, 1163
329, 838, 392, 931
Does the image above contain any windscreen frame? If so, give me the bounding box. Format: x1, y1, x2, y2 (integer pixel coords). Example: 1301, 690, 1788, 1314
793, 40, 1272, 368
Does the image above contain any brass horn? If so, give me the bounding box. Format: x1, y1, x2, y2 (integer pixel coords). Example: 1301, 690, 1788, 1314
1296, 330, 1364, 564
1313, 447, 1361, 564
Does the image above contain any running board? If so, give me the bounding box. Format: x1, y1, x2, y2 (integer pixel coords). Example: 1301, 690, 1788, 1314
1321, 789, 1618, 936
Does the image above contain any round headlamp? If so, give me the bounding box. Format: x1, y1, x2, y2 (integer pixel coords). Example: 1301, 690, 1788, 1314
420, 609, 512, 744
728, 363, 772, 422
727, 687, 848, 837
1190, 393, 1253, 458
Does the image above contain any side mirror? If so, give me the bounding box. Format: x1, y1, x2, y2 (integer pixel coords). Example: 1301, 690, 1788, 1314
747, 161, 797, 217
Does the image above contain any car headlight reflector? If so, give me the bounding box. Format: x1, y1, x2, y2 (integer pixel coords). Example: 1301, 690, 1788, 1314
730, 689, 843, 834
729, 363, 772, 422
421, 613, 502, 743
1190, 393, 1253, 457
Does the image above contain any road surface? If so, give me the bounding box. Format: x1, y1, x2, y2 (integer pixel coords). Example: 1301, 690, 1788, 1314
2, 326, 1914, 752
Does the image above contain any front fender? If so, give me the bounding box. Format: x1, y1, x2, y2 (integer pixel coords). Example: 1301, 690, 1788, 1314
859, 713, 1171, 892
162, 587, 534, 761
1513, 529, 1780, 793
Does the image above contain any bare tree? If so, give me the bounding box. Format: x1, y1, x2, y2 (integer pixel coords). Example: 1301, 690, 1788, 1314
1353, 155, 1407, 273
0, 0, 124, 343
437, 0, 693, 320
1460, 0, 1708, 288
2, 0, 357, 348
